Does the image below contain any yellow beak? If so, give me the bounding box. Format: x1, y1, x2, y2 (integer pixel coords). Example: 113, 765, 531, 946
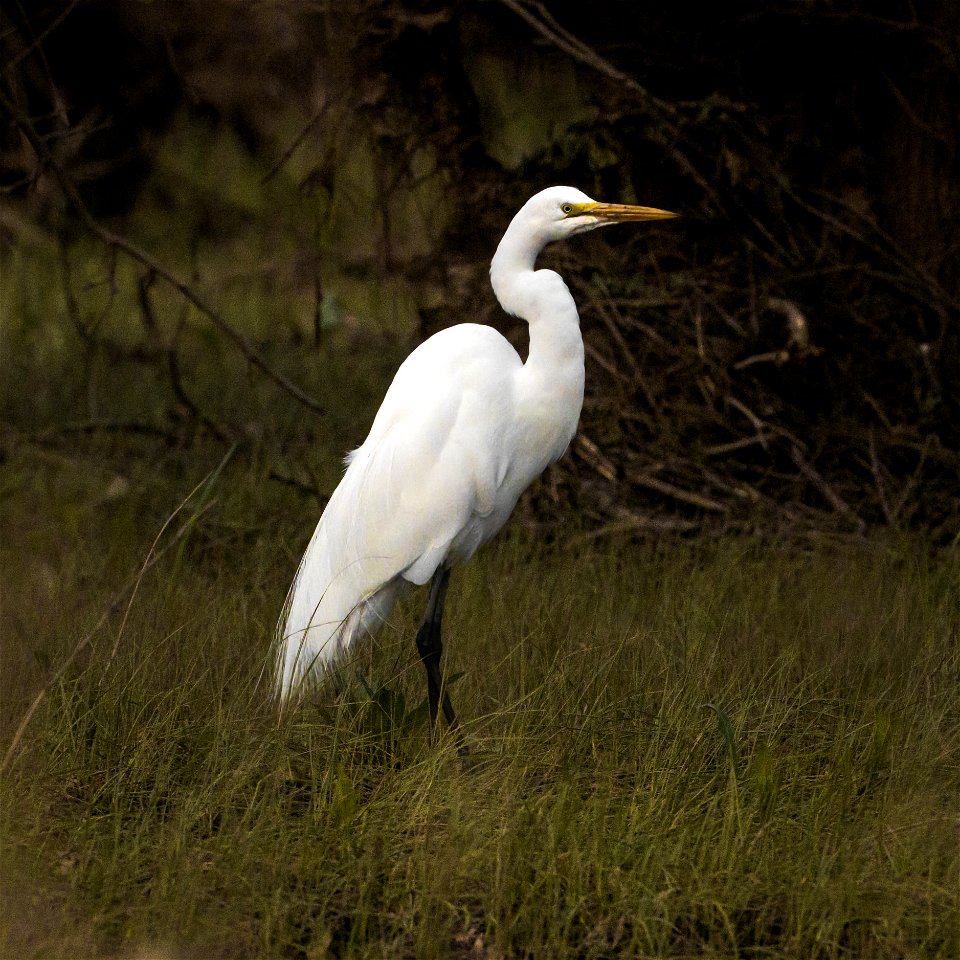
572, 201, 678, 222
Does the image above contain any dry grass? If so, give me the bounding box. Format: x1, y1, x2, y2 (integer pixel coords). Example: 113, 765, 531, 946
1, 440, 957, 957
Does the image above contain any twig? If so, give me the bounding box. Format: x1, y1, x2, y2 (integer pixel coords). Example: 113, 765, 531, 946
734, 350, 790, 370
589, 277, 642, 382
726, 395, 770, 445
570, 511, 700, 544
703, 434, 773, 457
4, 0, 83, 77
628, 468, 728, 513
0, 85, 325, 415
889, 434, 931, 527
789, 445, 864, 530
136, 271, 234, 442
57, 238, 91, 341
868, 428, 895, 526
575, 434, 617, 482
496, 0, 677, 121
801, 187, 958, 314
268, 469, 330, 504
262, 89, 330, 185
496, 0, 726, 209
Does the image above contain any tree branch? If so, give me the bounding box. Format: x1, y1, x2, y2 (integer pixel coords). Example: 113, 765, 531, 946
0, 85, 325, 415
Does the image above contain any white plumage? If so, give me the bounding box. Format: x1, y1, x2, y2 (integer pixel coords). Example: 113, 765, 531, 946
277, 186, 676, 728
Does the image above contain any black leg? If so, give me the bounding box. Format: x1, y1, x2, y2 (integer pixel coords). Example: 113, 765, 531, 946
415, 567, 463, 746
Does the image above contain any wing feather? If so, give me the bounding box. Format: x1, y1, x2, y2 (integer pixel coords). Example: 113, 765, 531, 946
277, 324, 522, 699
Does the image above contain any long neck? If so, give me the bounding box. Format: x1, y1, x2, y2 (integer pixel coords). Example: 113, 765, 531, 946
490, 220, 584, 422
489, 220, 585, 378
489, 216, 544, 310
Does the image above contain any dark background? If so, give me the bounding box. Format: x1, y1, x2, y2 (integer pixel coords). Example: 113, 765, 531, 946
3, 0, 958, 540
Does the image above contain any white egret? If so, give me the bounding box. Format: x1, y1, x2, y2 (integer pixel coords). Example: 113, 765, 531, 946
277, 186, 676, 737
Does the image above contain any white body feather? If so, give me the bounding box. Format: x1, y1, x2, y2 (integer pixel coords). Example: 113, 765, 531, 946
277, 186, 666, 699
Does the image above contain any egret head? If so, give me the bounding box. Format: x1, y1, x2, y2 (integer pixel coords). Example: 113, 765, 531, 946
491, 186, 678, 311
517, 185, 677, 244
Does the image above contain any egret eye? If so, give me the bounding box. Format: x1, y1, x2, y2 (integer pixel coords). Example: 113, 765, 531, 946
561, 203, 574, 215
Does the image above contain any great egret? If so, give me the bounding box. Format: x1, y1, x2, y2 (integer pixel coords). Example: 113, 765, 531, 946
277, 186, 676, 737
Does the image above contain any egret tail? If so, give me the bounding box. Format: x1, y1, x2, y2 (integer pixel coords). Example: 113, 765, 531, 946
277, 453, 407, 700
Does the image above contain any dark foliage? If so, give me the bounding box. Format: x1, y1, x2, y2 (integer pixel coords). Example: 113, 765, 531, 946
3, 0, 958, 539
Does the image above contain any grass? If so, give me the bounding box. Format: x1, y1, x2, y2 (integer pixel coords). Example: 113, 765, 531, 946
1, 158, 957, 955
1, 435, 957, 957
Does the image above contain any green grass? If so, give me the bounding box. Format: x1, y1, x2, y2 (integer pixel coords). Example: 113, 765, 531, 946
1, 170, 957, 956
1, 439, 957, 958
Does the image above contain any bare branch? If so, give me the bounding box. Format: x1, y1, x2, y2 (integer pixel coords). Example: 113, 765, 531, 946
496, 0, 677, 121
0, 86, 325, 416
